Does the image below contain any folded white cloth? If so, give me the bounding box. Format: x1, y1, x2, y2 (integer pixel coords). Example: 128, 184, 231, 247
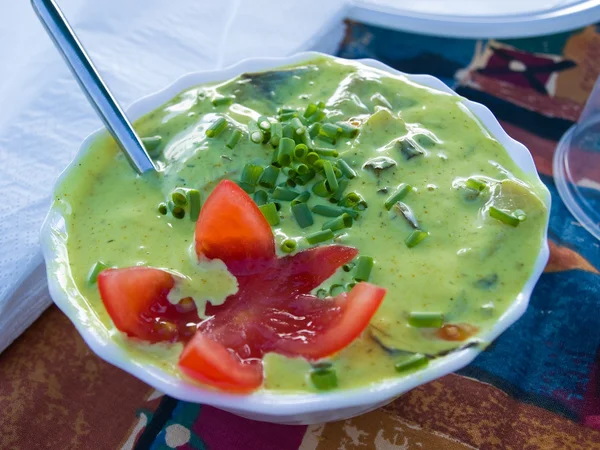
0, 0, 345, 353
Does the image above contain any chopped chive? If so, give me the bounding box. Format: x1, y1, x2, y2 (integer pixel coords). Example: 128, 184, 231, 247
294, 144, 308, 160
331, 179, 349, 203
212, 96, 234, 107
257, 115, 271, 131
187, 189, 201, 221
307, 109, 326, 124
312, 180, 331, 197
312, 159, 325, 172
332, 166, 342, 179
342, 262, 355, 272
278, 112, 298, 122
312, 204, 345, 217
282, 124, 295, 139
316, 134, 336, 145
278, 107, 296, 115
489, 206, 520, 227
171, 188, 188, 206
291, 191, 310, 206
330, 284, 346, 296
248, 120, 264, 143
308, 123, 321, 138
340, 207, 359, 219
295, 170, 316, 186
322, 213, 352, 232
338, 191, 362, 208
281, 239, 297, 253
226, 128, 243, 149
354, 256, 373, 282
298, 129, 313, 148
310, 367, 337, 390
346, 282, 357, 291
405, 230, 429, 248
270, 122, 282, 147
141, 136, 162, 156
317, 101, 326, 109
287, 178, 298, 188
271, 147, 280, 167
322, 160, 339, 192
272, 187, 300, 201
336, 122, 359, 138
87, 261, 109, 284
337, 160, 357, 179
290, 117, 304, 134
514, 209, 527, 222
466, 177, 487, 192
157, 202, 168, 215
408, 312, 444, 328
240, 164, 264, 191
314, 148, 339, 158
292, 162, 309, 175
316, 288, 328, 298
259, 165, 280, 189
384, 184, 412, 210
306, 229, 334, 245
306, 152, 320, 165
283, 167, 297, 179
259, 202, 280, 226
277, 137, 295, 166
291, 202, 314, 228
172, 205, 185, 219
303, 103, 318, 118
206, 117, 227, 137
395, 354, 429, 372
253, 190, 268, 206
320, 123, 342, 139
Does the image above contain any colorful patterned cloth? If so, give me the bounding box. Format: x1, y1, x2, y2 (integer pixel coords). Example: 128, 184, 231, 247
1, 21, 599, 450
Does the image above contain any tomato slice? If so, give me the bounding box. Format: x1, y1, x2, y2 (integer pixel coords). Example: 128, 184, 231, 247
98, 267, 199, 343
195, 180, 275, 273
179, 333, 263, 393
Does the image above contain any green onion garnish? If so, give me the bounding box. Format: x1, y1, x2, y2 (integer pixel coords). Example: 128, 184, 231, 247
171, 188, 188, 206
322, 160, 339, 192
281, 239, 297, 253
312, 180, 332, 197
291, 191, 310, 206
277, 137, 295, 166
514, 209, 527, 222
408, 312, 444, 328
338, 192, 362, 208
384, 183, 412, 210
272, 187, 299, 201
336, 122, 359, 138
206, 117, 227, 138
489, 206, 520, 227
346, 282, 357, 291
226, 128, 243, 149
248, 120, 264, 143
259, 202, 280, 226
314, 148, 339, 158
278, 107, 296, 115
212, 96, 234, 107
306, 152, 320, 165
310, 367, 338, 391
342, 262, 355, 272
270, 122, 282, 147
337, 159, 357, 179
253, 190, 268, 206
405, 230, 429, 248
87, 261, 109, 285
257, 115, 271, 131
316, 134, 336, 145
290, 117, 304, 135
306, 229, 334, 245
240, 164, 264, 193
316, 289, 328, 298
279, 112, 298, 122
187, 189, 201, 221
331, 179, 349, 203
308, 123, 321, 138
319, 123, 342, 139
298, 129, 312, 148
294, 144, 308, 160
307, 109, 326, 124
330, 284, 346, 296
282, 124, 295, 139
303, 103, 318, 118
295, 170, 316, 186
395, 354, 429, 373
312, 205, 345, 217
172, 206, 185, 219
292, 162, 309, 175
291, 202, 314, 228
157, 202, 168, 215
258, 165, 280, 189
141, 136, 162, 156
466, 177, 486, 192
354, 256, 373, 282
322, 213, 352, 232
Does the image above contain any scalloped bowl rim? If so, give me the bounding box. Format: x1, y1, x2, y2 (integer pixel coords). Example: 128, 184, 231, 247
40, 52, 551, 419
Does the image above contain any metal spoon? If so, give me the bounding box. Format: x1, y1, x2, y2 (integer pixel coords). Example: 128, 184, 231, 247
31, 0, 156, 174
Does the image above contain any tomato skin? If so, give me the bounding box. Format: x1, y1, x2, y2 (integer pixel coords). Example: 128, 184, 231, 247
179, 333, 263, 393
98, 267, 198, 343
195, 180, 275, 273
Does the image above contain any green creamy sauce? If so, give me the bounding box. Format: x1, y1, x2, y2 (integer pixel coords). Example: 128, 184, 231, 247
58, 56, 548, 393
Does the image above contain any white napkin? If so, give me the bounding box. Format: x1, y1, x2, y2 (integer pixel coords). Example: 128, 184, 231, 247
0, 0, 346, 353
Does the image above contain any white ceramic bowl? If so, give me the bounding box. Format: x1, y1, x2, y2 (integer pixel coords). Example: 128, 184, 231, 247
40, 52, 551, 425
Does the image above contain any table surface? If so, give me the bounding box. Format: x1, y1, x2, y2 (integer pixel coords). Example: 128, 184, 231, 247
2, 20, 600, 450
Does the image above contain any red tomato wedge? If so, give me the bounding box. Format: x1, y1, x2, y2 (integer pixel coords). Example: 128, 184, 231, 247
98, 267, 199, 343
195, 180, 275, 273
179, 334, 263, 393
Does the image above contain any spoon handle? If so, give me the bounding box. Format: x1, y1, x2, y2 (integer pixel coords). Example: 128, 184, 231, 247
31, 0, 156, 174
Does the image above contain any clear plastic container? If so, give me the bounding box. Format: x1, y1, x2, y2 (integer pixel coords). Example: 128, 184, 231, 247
553, 75, 600, 241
